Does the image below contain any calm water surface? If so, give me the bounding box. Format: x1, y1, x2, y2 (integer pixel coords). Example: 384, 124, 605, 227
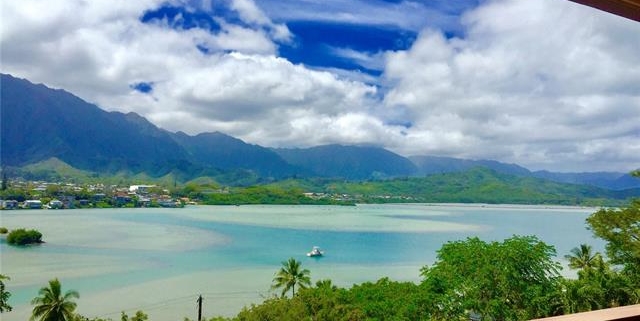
0, 204, 601, 320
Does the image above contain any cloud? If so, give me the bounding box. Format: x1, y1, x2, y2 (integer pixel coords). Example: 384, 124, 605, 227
228, 0, 292, 41
1, 0, 391, 148
255, 0, 469, 33
382, 0, 640, 171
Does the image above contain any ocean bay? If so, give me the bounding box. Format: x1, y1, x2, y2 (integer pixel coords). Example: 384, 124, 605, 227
0, 204, 600, 320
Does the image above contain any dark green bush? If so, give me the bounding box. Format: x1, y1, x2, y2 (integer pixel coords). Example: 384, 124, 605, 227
6, 228, 43, 245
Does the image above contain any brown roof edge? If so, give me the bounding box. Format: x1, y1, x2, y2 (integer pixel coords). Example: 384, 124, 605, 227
529, 304, 640, 321
568, 0, 640, 22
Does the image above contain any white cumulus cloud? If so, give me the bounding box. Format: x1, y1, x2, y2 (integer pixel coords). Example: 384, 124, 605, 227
382, 0, 640, 171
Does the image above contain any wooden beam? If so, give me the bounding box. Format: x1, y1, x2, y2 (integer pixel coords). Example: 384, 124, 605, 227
568, 0, 640, 22
529, 304, 640, 321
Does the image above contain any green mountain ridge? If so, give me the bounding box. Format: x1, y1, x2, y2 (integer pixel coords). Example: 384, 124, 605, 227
5, 158, 639, 206
2, 73, 639, 194
270, 167, 637, 206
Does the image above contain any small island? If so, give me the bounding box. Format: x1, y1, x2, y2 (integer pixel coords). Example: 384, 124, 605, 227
6, 228, 43, 245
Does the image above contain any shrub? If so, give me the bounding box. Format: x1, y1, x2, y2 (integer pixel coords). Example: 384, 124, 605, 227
0, 227, 8, 234
6, 228, 43, 245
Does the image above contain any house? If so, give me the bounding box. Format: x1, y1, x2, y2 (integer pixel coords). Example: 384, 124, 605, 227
129, 185, 155, 194
23, 200, 43, 209
113, 193, 132, 206
138, 197, 151, 207
47, 200, 63, 209
93, 193, 106, 201
1, 200, 18, 209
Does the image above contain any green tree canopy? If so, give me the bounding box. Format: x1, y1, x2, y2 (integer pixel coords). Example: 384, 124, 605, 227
120, 310, 148, 321
30, 278, 79, 321
420, 235, 562, 321
271, 258, 311, 297
0, 274, 11, 313
7, 228, 43, 245
587, 200, 640, 274
565, 244, 602, 272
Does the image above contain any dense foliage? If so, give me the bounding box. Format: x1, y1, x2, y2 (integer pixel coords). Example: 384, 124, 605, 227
315, 168, 634, 206
200, 186, 351, 205
0, 274, 11, 313
586, 200, 640, 292
259, 168, 637, 206
421, 236, 562, 320
7, 228, 43, 245
236, 278, 430, 321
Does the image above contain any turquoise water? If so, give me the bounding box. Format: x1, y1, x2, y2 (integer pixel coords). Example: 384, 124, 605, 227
0, 204, 601, 320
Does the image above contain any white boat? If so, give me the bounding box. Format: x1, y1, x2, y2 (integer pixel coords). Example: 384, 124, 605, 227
307, 246, 324, 257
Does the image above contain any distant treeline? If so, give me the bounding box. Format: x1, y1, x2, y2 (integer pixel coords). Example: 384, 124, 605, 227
3, 168, 638, 207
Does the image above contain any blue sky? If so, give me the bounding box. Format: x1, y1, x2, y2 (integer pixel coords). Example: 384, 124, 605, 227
1, 0, 639, 172
136, 0, 478, 78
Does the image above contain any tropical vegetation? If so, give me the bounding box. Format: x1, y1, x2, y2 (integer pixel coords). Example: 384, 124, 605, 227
420, 235, 562, 320
6, 228, 43, 245
0, 274, 11, 313
271, 258, 312, 297
30, 278, 79, 321
3, 167, 638, 208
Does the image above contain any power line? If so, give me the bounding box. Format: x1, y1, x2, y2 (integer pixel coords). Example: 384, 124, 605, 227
93, 290, 269, 319
96, 294, 197, 317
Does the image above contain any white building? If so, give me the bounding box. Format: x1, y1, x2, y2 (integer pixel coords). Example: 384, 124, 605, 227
129, 185, 155, 194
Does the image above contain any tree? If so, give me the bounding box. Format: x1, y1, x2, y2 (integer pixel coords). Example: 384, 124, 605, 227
420, 235, 562, 321
1, 171, 7, 191
565, 244, 602, 271
120, 311, 148, 321
585, 198, 640, 309
271, 258, 311, 297
560, 256, 640, 312
0, 274, 11, 313
586, 200, 640, 275
30, 278, 79, 321
7, 228, 43, 245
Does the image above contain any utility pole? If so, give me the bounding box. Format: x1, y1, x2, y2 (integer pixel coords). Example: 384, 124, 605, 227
197, 294, 203, 321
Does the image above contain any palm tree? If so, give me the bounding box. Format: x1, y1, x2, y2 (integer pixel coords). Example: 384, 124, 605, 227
30, 278, 79, 321
315, 279, 336, 290
565, 244, 602, 271
271, 258, 311, 297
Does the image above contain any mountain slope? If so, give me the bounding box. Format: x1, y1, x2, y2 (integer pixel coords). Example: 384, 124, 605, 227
323, 167, 638, 205
274, 144, 418, 180
1, 74, 193, 175
409, 155, 640, 190
171, 131, 303, 178
532, 170, 640, 190
409, 155, 531, 176
2, 73, 636, 189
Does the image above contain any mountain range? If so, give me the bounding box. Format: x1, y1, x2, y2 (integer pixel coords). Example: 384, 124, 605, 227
1, 73, 638, 190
